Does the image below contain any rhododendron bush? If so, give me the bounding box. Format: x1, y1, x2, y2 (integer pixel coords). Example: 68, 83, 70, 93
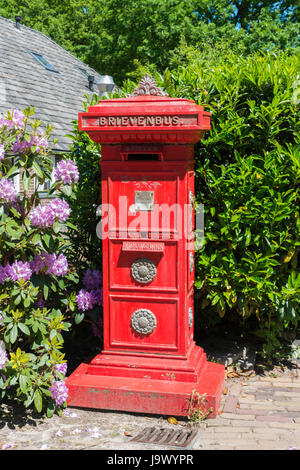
0, 107, 103, 416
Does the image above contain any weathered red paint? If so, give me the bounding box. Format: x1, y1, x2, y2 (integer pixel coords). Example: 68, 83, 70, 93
66, 87, 224, 417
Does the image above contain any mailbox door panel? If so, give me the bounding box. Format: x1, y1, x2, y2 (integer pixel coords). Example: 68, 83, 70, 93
106, 170, 181, 237
108, 296, 179, 352
108, 240, 178, 292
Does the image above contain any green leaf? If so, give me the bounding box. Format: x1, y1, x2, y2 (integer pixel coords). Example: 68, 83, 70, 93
43, 284, 49, 300
19, 374, 31, 393
22, 169, 31, 192
10, 324, 18, 344
32, 160, 44, 179
46, 401, 55, 418
23, 297, 31, 308
74, 313, 84, 324
33, 389, 43, 413
18, 323, 30, 335
53, 221, 61, 234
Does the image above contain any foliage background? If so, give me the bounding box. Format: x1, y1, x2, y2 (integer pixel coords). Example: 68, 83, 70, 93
0, 0, 299, 82
67, 49, 300, 358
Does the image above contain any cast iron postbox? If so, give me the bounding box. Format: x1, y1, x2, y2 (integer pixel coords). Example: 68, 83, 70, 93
66, 75, 224, 417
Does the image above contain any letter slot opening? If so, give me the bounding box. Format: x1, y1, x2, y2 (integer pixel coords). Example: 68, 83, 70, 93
126, 153, 161, 161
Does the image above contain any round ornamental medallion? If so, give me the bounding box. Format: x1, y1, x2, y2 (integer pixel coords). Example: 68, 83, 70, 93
131, 309, 157, 335
131, 258, 157, 284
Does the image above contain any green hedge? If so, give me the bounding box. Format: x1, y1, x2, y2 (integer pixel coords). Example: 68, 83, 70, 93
159, 51, 300, 356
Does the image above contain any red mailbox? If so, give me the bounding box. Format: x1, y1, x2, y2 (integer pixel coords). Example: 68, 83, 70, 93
66, 75, 224, 417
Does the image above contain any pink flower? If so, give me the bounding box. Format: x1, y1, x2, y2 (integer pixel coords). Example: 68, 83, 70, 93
76, 289, 94, 311
0, 178, 17, 203
83, 269, 102, 290
48, 254, 68, 276
33, 133, 48, 152
90, 288, 103, 307
7, 261, 32, 282
11, 109, 25, 129
76, 288, 102, 311
0, 143, 5, 161
54, 159, 79, 185
49, 380, 68, 406
48, 198, 70, 222
54, 363, 67, 378
13, 133, 48, 155
0, 265, 9, 284
31, 252, 68, 277
29, 198, 70, 228
0, 341, 8, 369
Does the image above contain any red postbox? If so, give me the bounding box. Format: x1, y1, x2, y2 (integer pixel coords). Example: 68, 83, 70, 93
66, 75, 224, 417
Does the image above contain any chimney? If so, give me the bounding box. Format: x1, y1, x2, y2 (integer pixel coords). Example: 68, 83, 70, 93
88, 75, 95, 91
15, 15, 22, 30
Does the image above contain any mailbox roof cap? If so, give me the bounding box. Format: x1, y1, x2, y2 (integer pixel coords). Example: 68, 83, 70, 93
79, 94, 211, 144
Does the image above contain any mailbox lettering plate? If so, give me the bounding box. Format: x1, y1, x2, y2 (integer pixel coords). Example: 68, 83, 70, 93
135, 191, 154, 211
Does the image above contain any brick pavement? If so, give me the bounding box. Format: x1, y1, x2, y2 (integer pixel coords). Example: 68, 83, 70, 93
198, 367, 300, 450
0, 366, 299, 451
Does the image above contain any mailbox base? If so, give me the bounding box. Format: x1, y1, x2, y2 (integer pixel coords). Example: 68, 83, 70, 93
66, 347, 224, 417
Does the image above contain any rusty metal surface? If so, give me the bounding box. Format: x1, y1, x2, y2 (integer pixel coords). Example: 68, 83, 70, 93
130, 426, 198, 448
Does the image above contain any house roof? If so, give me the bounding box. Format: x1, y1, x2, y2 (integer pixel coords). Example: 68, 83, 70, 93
0, 16, 103, 151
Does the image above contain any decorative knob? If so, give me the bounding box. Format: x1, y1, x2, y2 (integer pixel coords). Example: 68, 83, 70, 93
131, 309, 157, 335
131, 258, 157, 284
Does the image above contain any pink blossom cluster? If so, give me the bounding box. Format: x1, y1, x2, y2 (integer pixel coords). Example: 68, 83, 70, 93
0, 143, 5, 161
29, 198, 70, 228
0, 109, 25, 130
54, 362, 67, 379
0, 261, 32, 283
76, 268, 103, 312
30, 251, 68, 277
12, 133, 48, 155
76, 288, 103, 312
49, 380, 68, 406
0, 178, 17, 203
83, 269, 102, 290
0, 341, 8, 370
54, 158, 79, 185
5, 196, 24, 216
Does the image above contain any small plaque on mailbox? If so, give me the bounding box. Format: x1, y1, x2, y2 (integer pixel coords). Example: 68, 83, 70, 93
135, 191, 154, 211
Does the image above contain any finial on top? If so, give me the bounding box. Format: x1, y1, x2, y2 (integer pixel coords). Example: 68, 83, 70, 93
131, 74, 168, 97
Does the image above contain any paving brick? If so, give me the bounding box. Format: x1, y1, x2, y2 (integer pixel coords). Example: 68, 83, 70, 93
255, 415, 292, 423
268, 422, 300, 429
269, 411, 300, 418
229, 383, 242, 395
236, 408, 270, 416
222, 395, 239, 413
230, 420, 266, 427
221, 412, 255, 420
255, 393, 274, 400
285, 404, 300, 411
271, 378, 300, 385
248, 402, 285, 409
275, 391, 300, 397
235, 442, 260, 450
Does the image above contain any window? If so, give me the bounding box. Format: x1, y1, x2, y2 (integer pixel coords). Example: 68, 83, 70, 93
75, 65, 89, 77
28, 50, 59, 73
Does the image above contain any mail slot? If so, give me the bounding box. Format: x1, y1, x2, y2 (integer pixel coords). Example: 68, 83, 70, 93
66, 75, 224, 417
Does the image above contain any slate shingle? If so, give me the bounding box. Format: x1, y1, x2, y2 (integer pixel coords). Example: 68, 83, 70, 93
0, 16, 104, 151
